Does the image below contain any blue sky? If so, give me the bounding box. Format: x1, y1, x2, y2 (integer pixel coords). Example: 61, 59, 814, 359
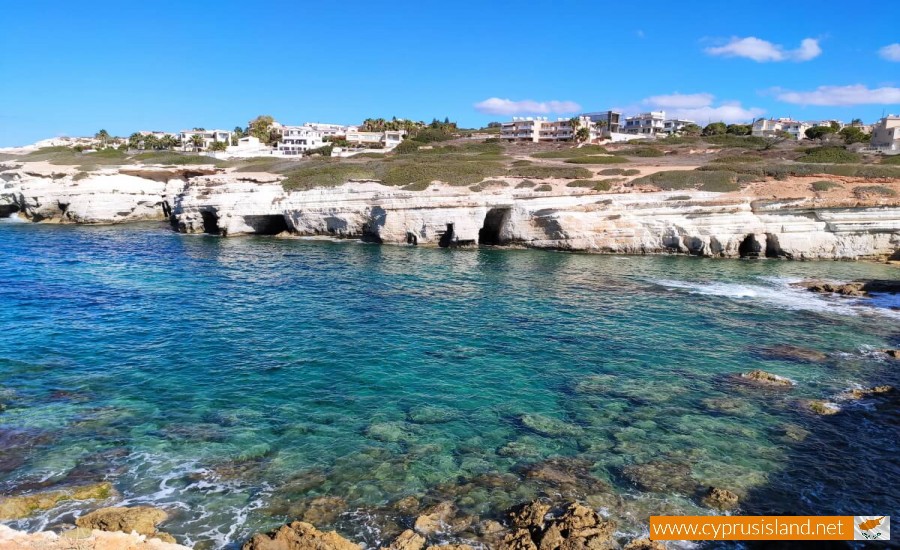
1, 0, 898, 146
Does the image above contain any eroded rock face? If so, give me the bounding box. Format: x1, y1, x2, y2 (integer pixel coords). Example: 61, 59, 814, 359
242, 521, 361, 550
0, 525, 189, 550
385, 529, 425, 550
413, 501, 471, 536
841, 385, 894, 400
795, 279, 900, 297
806, 400, 840, 415
0, 482, 116, 520
171, 180, 900, 259
622, 539, 666, 550
75, 506, 168, 537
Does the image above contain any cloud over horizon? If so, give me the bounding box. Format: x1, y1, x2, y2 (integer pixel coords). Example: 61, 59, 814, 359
879, 43, 900, 62
473, 97, 582, 116
773, 84, 900, 106
641, 93, 765, 123
705, 36, 821, 62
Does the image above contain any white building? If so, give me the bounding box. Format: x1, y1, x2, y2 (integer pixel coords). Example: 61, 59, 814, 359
871, 115, 900, 152
179, 130, 231, 151
500, 116, 598, 142
751, 118, 811, 140
661, 118, 695, 135
345, 130, 406, 150
277, 126, 325, 155
303, 122, 353, 137
623, 111, 666, 136
222, 136, 274, 158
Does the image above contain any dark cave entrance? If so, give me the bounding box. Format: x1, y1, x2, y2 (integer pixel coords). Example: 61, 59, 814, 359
243, 215, 289, 235
0, 204, 20, 218
738, 234, 761, 258
478, 208, 511, 246
201, 211, 221, 235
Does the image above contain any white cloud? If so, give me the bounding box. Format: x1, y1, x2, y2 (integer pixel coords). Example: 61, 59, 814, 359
641, 93, 764, 123
773, 84, 900, 106
643, 93, 714, 109
879, 43, 900, 62
705, 36, 821, 62
473, 97, 581, 116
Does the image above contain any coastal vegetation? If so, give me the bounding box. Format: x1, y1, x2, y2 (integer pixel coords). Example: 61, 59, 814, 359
531, 145, 607, 159
810, 180, 840, 191
796, 146, 861, 164
563, 155, 630, 164
631, 169, 753, 192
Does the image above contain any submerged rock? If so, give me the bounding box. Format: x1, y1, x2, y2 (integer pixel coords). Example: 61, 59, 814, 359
806, 400, 840, 415
622, 460, 699, 494
757, 344, 827, 362
739, 369, 794, 387
0, 481, 116, 520
519, 414, 583, 437
290, 496, 348, 526
76, 506, 169, 538
623, 539, 665, 550
243, 521, 361, 550
795, 279, 900, 297
517, 458, 610, 498
701, 487, 740, 510
407, 405, 460, 424
840, 385, 894, 400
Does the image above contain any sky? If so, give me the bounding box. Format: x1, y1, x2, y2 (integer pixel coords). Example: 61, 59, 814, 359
0, 0, 898, 146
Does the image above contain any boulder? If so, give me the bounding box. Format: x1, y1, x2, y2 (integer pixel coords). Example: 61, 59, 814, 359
508, 501, 551, 532
0, 482, 116, 520
806, 400, 840, 416
76, 506, 168, 537
883, 349, 900, 359
623, 539, 666, 550
385, 529, 425, 550
500, 529, 539, 550
739, 370, 793, 387
841, 385, 894, 400
413, 501, 467, 536
242, 521, 361, 550
701, 487, 739, 510
291, 496, 347, 526
536, 503, 616, 550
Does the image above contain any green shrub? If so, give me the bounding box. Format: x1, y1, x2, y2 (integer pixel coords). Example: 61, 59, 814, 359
515, 180, 536, 188
535, 184, 553, 192
401, 181, 430, 191
511, 159, 533, 166
623, 169, 640, 176
666, 195, 692, 201
134, 152, 225, 166
564, 155, 629, 164
469, 179, 508, 192
597, 168, 625, 175
703, 135, 770, 149
507, 165, 592, 179
73, 171, 89, 181
711, 154, 763, 163
853, 185, 897, 197
531, 145, 607, 159
394, 140, 422, 154
810, 180, 840, 192
631, 170, 743, 192
380, 158, 504, 187
881, 155, 900, 165
701, 162, 900, 180
620, 147, 663, 157
797, 146, 861, 164
281, 162, 377, 190
566, 179, 596, 188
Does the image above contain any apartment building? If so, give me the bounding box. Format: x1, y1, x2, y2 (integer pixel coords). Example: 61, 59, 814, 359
662, 118, 695, 135
623, 111, 665, 135
304, 122, 354, 137
345, 130, 406, 150
751, 118, 812, 140
500, 116, 596, 142
179, 129, 232, 151
277, 125, 325, 155
871, 115, 900, 152
581, 110, 622, 134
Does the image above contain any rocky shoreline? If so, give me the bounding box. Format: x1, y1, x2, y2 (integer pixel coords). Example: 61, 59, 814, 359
2, 163, 899, 260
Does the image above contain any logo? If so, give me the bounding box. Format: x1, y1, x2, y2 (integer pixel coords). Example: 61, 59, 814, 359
854, 516, 890, 541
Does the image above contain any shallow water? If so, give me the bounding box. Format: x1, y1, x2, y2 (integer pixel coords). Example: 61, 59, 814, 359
0, 222, 897, 548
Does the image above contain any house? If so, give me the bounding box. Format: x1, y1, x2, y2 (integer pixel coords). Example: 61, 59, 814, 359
623, 111, 665, 136
344, 130, 406, 150
277, 126, 325, 155
179, 130, 232, 151
661, 118, 695, 135
871, 115, 900, 152
751, 118, 811, 140
500, 116, 597, 142
303, 122, 352, 137
581, 111, 622, 134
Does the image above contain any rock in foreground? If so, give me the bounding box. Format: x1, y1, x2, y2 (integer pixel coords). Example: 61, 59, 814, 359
0, 482, 116, 520
0, 525, 188, 549
739, 370, 794, 387
76, 506, 170, 540
242, 521, 361, 550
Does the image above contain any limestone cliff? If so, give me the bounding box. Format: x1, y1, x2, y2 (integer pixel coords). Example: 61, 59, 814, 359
172, 176, 900, 260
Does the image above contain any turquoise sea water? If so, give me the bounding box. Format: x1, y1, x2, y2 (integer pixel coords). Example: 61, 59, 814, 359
0, 221, 898, 548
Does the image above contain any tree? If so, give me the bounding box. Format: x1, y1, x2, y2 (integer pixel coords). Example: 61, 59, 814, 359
726, 124, 751, 136
850, 118, 863, 126
160, 135, 178, 150
95, 129, 110, 145
143, 134, 160, 150
839, 126, 871, 144
575, 127, 591, 143
761, 130, 791, 150
568, 117, 581, 141
128, 132, 143, 150
189, 134, 205, 150
209, 141, 227, 152
805, 126, 836, 140
249, 115, 276, 143
702, 122, 726, 136
681, 123, 702, 136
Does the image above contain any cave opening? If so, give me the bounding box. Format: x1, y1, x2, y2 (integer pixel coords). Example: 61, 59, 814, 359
738, 234, 761, 258
201, 211, 221, 235
243, 215, 289, 235
478, 208, 511, 246
438, 223, 456, 248
765, 233, 782, 258
0, 204, 20, 218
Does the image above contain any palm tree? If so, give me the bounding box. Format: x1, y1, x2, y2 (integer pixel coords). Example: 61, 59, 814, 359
95, 129, 110, 146
128, 132, 143, 150
568, 117, 581, 142
190, 134, 205, 151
